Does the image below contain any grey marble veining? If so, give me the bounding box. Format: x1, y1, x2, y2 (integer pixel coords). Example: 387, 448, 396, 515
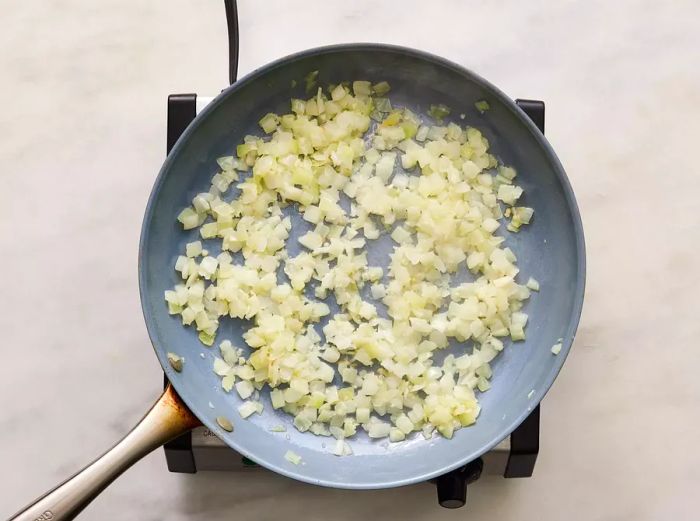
1, 0, 699, 519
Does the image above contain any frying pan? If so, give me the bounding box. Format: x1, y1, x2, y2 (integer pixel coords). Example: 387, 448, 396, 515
9, 34, 585, 521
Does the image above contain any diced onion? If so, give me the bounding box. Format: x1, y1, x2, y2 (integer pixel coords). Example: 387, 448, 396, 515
333, 439, 353, 456
238, 401, 262, 419
526, 277, 540, 291
284, 450, 303, 465
165, 80, 536, 443
235, 380, 254, 400
186, 241, 202, 258
474, 100, 490, 113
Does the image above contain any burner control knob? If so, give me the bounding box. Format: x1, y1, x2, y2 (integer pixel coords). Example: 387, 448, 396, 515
435, 458, 483, 509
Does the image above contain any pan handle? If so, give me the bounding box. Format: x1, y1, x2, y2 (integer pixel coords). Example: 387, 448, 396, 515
8, 385, 201, 521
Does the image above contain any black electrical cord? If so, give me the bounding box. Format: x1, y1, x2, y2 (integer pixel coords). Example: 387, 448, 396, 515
224, 0, 239, 84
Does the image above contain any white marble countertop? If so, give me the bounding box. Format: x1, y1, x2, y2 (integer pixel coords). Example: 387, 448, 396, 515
1, 0, 699, 519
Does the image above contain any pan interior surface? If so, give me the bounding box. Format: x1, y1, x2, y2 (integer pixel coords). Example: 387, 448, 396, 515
140, 44, 585, 489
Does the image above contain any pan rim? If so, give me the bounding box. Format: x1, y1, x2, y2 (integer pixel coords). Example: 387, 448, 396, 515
138, 42, 586, 489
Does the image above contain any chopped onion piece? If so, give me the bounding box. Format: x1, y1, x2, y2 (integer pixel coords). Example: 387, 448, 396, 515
526, 277, 540, 291
186, 241, 202, 258
474, 100, 490, 113
284, 450, 303, 465
368, 421, 391, 438
177, 208, 201, 230
235, 380, 255, 400
428, 104, 450, 121
389, 428, 405, 442
333, 439, 353, 456
372, 81, 391, 95
238, 400, 262, 419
